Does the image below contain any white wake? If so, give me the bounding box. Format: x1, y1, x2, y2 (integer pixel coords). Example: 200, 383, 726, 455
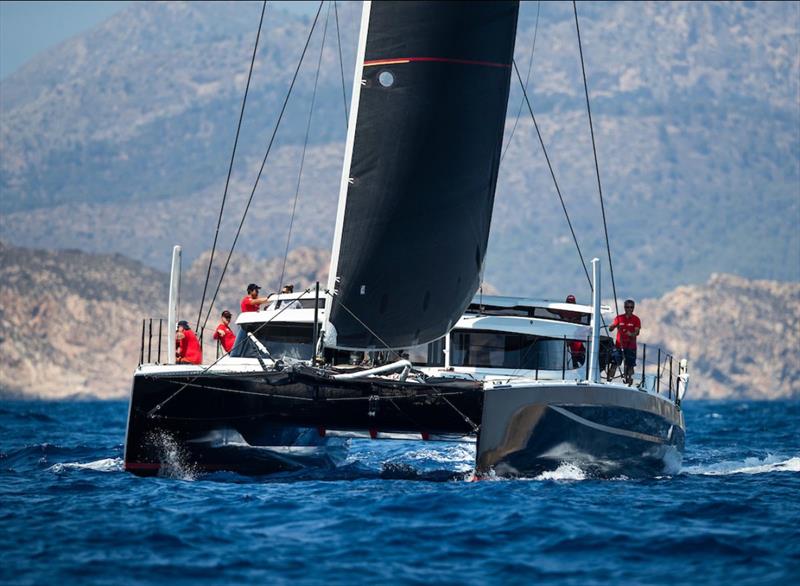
49, 458, 123, 473
683, 455, 800, 476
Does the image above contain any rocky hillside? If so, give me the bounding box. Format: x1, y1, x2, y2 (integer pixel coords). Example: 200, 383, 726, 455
637, 274, 800, 400
1, 243, 797, 400
0, 242, 168, 399
0, 242, 329, 399
0, 1, 797, 300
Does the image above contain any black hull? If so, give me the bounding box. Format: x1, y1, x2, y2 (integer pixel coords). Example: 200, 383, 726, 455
477, 384, 685, 478
124, 366, 483, 476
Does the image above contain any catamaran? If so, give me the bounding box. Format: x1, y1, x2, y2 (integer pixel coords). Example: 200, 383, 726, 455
124, 1, 688, 478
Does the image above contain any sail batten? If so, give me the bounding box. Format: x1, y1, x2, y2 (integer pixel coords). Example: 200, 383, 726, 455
324, 1, 519, 351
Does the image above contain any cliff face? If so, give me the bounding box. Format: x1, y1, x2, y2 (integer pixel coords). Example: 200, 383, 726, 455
0, 242, 168, 399
0, 243, 797, 400
637, 274, 800, 400
0, 243, 329, 399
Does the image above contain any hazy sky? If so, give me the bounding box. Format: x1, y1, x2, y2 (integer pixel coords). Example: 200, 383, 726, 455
0, 1, 128, 79
0, 0, 321, 80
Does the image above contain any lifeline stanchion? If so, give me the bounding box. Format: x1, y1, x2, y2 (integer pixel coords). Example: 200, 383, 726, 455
656, 348, 662, 394
157, 319, 163, 364
640, 344, 647, 388
147, 318, 153, 363
584, 337, 590, 381
140, 320, 145, 365
668, 355, 674, 400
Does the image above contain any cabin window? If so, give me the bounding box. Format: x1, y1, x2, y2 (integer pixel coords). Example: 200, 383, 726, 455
230, 323, 314, 360
406, 337, 445, 367
450, 329, 586, 371
272, 298, 326, 310
465, 304, 590, 325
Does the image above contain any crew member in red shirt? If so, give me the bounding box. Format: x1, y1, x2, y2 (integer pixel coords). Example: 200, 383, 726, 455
176, 320, 202, 365
241, 283, 271, 313
213, 310, 236, 354
607, 299, 641, 385
564, 294, 586, 368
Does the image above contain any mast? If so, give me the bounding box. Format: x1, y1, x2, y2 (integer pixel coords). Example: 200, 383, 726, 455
322, 0, 372, 349
166, 245, 182, 365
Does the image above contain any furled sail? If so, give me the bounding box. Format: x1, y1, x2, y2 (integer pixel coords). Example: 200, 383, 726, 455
325, 0, 519, 350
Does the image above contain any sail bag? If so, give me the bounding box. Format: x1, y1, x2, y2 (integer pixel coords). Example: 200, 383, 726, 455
326, 1, 519, 350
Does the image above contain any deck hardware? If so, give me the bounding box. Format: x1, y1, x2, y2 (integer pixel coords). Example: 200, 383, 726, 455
368, 395, 380, 417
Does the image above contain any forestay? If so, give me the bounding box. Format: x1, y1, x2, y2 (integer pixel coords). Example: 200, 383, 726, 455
325, 0, 519, 350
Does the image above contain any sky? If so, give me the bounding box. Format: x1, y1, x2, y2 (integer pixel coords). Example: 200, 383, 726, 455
0, 0, 321, 80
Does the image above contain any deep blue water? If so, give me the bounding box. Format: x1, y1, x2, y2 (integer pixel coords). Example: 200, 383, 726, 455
1, 400, 798, 585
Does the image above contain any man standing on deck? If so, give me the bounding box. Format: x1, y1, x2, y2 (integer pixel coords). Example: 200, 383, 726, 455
241, 283, 271, 313
213, 310, 236, 354
176, 320, 202, 365
607, 299, 641, 385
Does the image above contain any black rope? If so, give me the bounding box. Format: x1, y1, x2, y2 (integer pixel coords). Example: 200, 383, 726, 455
150, 288, 314, 417
196, 0, 267, 330
500, 0, 540, 165
512, 59, 592, 289
277, 1, 331, 292
333, 0, 349, 128
200, 1, 325, 331
437, 393, 480, 433
573, 1, 619, 316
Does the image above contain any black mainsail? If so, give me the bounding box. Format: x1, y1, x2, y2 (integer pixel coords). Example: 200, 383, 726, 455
325, 0, 520, 350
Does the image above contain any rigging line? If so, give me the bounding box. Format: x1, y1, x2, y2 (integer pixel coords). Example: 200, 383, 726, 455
512, 59, 592, 289
331, 293, 404, 363
500, 0, 540, 165
196, 0, 268, 331
277, 1, 331, 293
200, 1, 325, 331
437, 393, 480, 433
149, 288, 314, 417
573, 1, 619, 316
333, 0, 349, 128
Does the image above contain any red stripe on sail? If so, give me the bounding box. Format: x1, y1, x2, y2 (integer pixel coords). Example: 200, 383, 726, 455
363, 57, 510, 69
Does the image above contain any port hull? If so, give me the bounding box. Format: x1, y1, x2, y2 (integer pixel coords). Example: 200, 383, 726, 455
124, 366, 483, 476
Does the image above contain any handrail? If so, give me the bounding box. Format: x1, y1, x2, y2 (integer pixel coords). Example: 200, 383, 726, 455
138, 317, 167, 366
135, 315, 687, 406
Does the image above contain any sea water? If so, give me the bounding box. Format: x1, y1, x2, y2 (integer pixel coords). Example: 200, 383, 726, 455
1, 400, 798, 585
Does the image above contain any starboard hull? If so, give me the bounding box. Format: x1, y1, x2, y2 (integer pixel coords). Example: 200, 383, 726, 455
476, 383, 685, 478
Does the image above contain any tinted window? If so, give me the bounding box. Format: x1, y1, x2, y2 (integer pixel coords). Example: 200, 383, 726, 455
273, 298, 326, 310
466, 304, 590, 325
450, 329, 586, 370
230, 323, 314, 360
406, 337, 445, 367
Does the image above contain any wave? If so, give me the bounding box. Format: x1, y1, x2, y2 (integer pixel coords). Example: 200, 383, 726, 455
403, 445, 475, 466
534, 462, 587, 481
1, 443, 117, 470
48, 458, 123, 473
0, 407, 57, 423
683, 455, 800, 476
